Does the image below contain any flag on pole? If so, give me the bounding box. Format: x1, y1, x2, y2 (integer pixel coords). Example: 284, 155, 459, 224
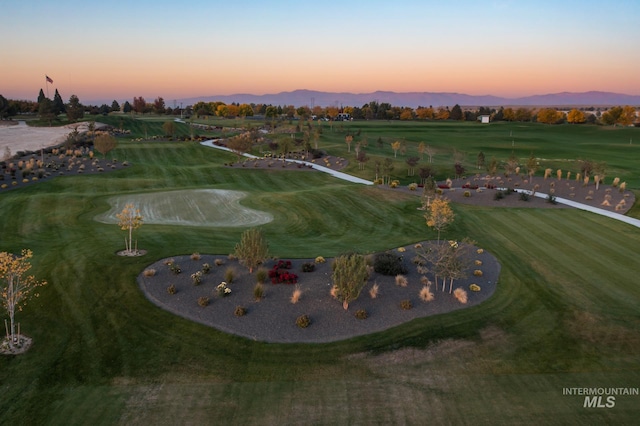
46, 75, 53, 83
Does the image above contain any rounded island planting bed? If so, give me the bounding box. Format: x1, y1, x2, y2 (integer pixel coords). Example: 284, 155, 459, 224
138, 241, 500, 343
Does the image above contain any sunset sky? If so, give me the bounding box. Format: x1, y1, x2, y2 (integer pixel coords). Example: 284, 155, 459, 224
2, 0, 639, 105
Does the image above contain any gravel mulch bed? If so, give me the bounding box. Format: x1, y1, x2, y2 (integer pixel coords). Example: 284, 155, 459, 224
138, 242, 499, 344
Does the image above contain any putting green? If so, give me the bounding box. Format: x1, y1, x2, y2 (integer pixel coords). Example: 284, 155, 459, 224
95, 189, 273, 227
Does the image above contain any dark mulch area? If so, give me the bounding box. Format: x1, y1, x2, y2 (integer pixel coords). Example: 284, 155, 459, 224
0, 149, 129, 192
138, 242, 499, 344
387, 175, 635, 214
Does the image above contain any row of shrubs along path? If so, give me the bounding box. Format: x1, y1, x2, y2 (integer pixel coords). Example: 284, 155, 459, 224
138, 241, 499, 344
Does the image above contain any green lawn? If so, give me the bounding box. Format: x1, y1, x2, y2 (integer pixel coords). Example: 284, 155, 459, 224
1, 121, 639, 425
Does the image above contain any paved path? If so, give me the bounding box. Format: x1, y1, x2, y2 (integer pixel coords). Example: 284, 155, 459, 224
200, 140, 373, 185
200, 140, 639, 229
514, 189, 640, 229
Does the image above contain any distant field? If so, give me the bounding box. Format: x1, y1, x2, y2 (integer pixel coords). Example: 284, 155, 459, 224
1, 119, 638, 424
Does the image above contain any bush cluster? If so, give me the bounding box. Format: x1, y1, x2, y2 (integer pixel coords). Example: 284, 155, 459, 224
269, 260, 298, 284
373, 252, 408, 276
301, 262, 315, 272
234, 306, 247, 316
400, 299, 413, 310
296, 314, 311, 328
355, 309, 368, 319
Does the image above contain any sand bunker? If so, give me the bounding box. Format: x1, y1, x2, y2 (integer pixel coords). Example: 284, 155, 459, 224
95, 189, 273, 227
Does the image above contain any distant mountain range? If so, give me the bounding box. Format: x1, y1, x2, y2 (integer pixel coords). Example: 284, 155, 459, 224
179, 89, 640, 108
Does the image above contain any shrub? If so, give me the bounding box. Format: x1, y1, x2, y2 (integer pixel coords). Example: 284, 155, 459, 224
408, 183, 418, 191
198, 296, 209, 307
400, 299, 413, 310
296, 314, 311, 328
389, 180, 399, 188
355, 309, 368, 319
463, 190, 471, 198
395, 274, 408, 287
202, 263, 211, 274
168, 262, 181, 275
369, 283, 379, 299
143, 268, 156, 277
234, 306, 247, 317
547, 193, 557, 204
301, 262, 315, 272
414, 243, 422, 249
494, 191, 504, 200
224, 267, 236, 283
477, 249, 484, 254
214, 258, 224, 266
216, 282, 231, 297
373, 252, 407, 276
419, 285, 434, 302
191, 252, 201, 261
167, 284, 176, 295
253, 283, 264, 300
519, 192, 530, 201
469, 284, 481, 292
453, 288, 468, 304
473, 270, 483, 277
191, 271, 203, 285
315, 256, 326, 264
475, 260, 483, 266
290, 286, 302, 304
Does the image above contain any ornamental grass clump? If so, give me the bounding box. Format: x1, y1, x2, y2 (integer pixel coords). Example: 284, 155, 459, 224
198, 296, 209, 307
143, 268, 156, 277
395, 274, 408, 287
224, 267, 236, 283
255, 267, 268, 284
473, 270, 483, 277
469, 284, 481, 292
454, 288, 468, 304
201, 263, 211, 274
167, 284, 176, 295
190, 252, 201, 261
290, 286, 302, 304
234, 306, 247, 317
315, 256, 326, 264
419, 285, 435, 302
253, 283, 264, 301
369, 283, 379, 299
214, 258, 224, 267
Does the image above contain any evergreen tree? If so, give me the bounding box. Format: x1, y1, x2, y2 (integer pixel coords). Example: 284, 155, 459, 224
53, 89, 65, 114
450, 104, 463, 120
37, 88, 46, 104
122, 101, 132, 113
66, 95, 84, 122
111, 100, 120, 112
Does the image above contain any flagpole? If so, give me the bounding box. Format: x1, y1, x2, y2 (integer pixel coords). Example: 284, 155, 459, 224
45, 75, 49, 98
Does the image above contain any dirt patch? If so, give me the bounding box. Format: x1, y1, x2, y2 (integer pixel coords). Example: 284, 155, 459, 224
0, 334, 33, 355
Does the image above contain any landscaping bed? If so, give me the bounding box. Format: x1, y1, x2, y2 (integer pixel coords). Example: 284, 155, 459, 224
138, 242, 500, 344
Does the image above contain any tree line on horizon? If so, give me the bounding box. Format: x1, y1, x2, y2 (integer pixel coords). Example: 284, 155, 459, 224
1, 90, 638, 127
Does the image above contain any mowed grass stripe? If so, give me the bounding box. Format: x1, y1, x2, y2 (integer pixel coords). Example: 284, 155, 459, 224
468, 208, 639, 313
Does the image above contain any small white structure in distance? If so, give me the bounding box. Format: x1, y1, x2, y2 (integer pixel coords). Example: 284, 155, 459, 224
478, 114, 491, 124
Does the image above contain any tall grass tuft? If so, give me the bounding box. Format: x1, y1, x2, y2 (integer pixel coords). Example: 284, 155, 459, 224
419, 285, 434, 302
290, 286, 302, 304
143, 268, 156, 277
454, 288, 468, 304
224, 267, 236, 283
369, 283, 379, 299
253, 283, 264, 301
395, 274, 408, 287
